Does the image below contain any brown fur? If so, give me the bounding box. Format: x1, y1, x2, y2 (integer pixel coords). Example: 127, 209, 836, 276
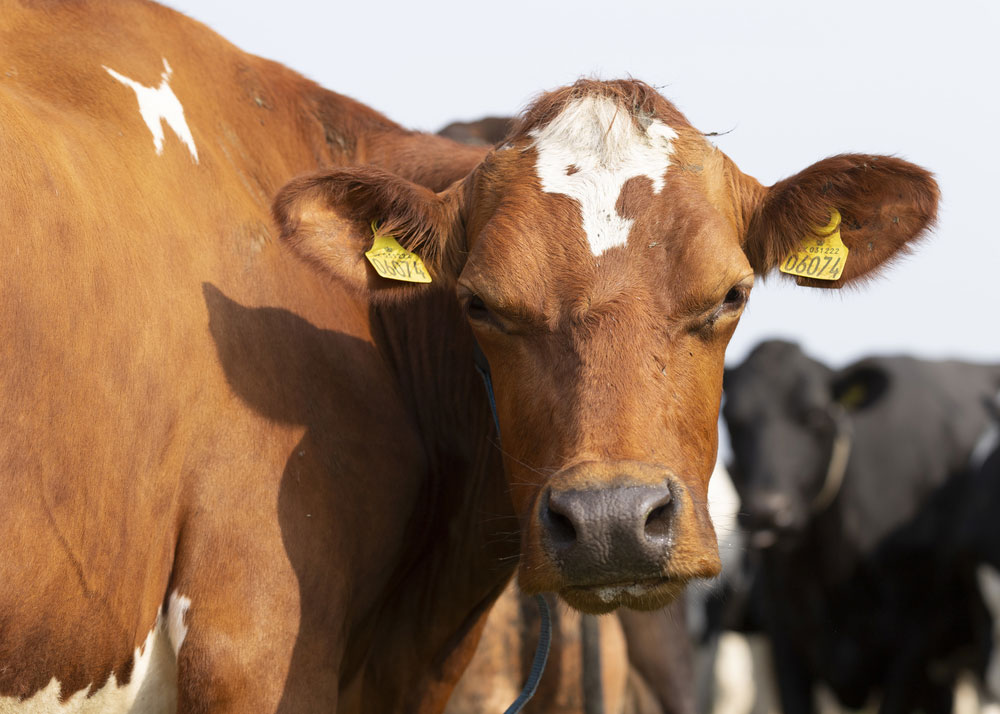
1, 1, 491, 711
742, 153, 939, 286
1, 2, 938, 712
277, 75, 937, 622
447, 584, 694, 714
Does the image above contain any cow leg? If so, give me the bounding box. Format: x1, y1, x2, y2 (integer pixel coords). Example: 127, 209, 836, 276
766, 624, 814, 714
758, 564, 814, 714
881, 678, 953, 714
617, 597, 696, 714
167, 515, 343, 713
978, 565, 1000, 701
878, 625, 953, 714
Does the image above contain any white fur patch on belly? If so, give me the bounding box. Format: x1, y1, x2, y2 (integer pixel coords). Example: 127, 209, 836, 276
103, 58, 199, 163
529, 94, 677, 256
1, 591, 191, 713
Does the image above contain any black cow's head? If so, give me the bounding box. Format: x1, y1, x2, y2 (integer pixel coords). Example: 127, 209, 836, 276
722, 340, 887, 548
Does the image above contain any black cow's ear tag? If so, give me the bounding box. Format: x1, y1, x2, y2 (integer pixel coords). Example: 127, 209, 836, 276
836, 382, 868, 410
364, 221, 432, 284
779, 209, 849, 281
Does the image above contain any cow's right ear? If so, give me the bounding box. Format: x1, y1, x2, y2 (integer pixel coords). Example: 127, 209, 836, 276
272, 166, 467, 297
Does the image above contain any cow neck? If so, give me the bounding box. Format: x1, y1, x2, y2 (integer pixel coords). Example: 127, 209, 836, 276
304, 86, 489, 191
356, 290, 519, 709
363, 128, 489, 193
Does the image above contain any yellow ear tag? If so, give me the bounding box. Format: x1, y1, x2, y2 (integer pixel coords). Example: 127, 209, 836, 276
779, 209, 849, 281
837, 382, 868, 410
364, 222, 432, 284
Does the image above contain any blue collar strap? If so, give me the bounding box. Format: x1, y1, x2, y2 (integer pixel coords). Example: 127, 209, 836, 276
470, 337, 551, 713
472, 338, 501, 440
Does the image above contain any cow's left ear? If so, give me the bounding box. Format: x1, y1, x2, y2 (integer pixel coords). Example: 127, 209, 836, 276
272, 166, 468, 298
735, 154, 939, 288
830, 363, 890, 411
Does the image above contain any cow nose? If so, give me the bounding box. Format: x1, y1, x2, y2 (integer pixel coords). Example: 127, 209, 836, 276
740, 491, 794, 544
541, 485, 674, 579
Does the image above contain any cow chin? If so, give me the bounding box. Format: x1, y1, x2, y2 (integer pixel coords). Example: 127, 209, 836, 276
559, 576, 690, 615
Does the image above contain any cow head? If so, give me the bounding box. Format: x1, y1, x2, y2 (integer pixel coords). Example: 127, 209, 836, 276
723, 341, 890, 547
273, 80, 937, 613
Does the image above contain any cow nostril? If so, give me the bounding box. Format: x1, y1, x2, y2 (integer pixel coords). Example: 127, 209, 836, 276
545, 502, 577, 546
644, 497, 673, 540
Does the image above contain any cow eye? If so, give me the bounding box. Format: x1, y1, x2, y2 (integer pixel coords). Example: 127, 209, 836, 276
722, 285, 749, 311
466, 295, 510, 332
467, 295, 491, 322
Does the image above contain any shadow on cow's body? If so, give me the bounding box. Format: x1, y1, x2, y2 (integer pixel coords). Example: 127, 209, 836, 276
204, 284, 521, 710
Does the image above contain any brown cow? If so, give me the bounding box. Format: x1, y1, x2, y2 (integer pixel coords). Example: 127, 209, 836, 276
441, 116, 699, 714
0, 2, 938, 713
445, 583, 691, 714
444, 584, 637, 714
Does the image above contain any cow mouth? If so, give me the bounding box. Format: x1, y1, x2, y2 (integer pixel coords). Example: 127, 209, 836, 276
560, 575, 686, 614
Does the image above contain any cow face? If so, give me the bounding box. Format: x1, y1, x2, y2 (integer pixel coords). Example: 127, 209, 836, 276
274, 80, 937, 613
723, 341, 889, 548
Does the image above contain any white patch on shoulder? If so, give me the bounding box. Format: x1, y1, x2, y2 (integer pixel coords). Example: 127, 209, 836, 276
0, 592, 190, 713
529, 94, 677, 256
104, 58, 199, 163
165, 591, 191, 657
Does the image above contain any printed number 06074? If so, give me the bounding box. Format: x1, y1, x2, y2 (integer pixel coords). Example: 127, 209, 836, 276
783, 254, 841, 277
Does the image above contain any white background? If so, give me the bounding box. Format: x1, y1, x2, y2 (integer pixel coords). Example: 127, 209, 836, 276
164, 0, 999, 368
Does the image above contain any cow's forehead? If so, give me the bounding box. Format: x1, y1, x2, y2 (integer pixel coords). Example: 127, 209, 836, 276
527, 94, 679, 257
464, 93, 744, 315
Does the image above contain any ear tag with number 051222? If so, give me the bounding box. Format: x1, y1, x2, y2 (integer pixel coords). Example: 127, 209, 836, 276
364, 222, 432, 284
779, 209, 849, 281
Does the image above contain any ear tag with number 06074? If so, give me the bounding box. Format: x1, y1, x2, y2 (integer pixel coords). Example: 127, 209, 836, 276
364, 222, 432, 284
779, 209, 849, 281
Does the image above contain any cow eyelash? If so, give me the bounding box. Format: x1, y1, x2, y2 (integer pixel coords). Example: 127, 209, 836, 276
722, 285, 749, 311
699, 285, 750, 330
465, 294, 509, 331
467, 294, 491, 321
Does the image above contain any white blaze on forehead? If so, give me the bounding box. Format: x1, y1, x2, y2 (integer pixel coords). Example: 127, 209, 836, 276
104, 58, 199, 163
529, 94, 678, 256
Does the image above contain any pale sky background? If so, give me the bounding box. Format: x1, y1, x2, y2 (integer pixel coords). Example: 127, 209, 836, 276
165, 0, 999, 369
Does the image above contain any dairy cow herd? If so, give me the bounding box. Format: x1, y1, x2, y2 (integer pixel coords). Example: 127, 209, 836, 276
0, 2, 995, 714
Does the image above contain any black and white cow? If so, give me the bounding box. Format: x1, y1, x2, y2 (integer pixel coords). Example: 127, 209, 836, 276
723, 340, 1000, 714
955, 394, 1000, 705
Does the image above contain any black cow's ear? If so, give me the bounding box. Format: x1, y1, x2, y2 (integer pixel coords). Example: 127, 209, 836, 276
831, 364, 890, 411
